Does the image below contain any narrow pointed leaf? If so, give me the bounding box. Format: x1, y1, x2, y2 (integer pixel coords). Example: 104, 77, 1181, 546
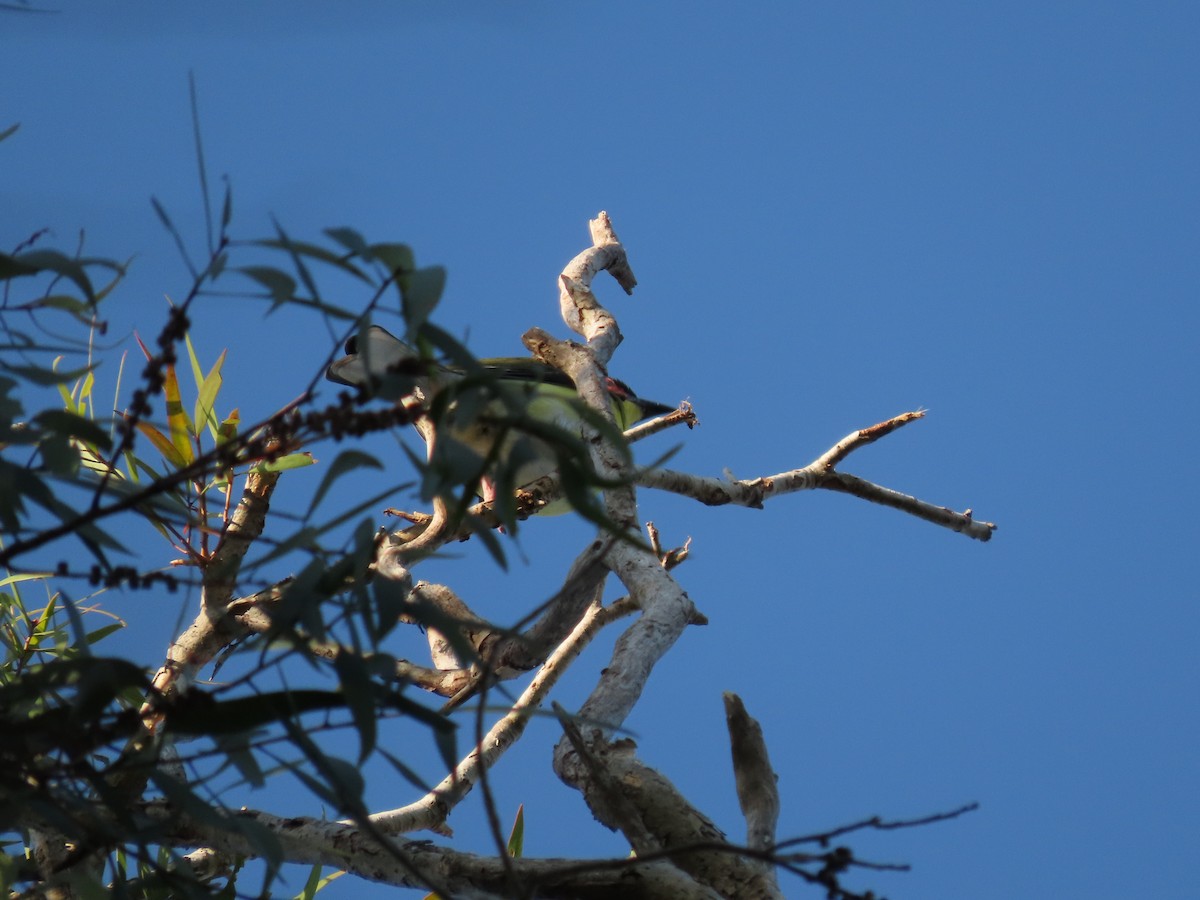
161, 363, 195, 465
507, 805, 525, 858
194, 349, 226, 439
306, 449, 383, 518
184, 332, 205, 395
366, 242, 415, 275
134, 420, 186, 469
238, 266, 298, 306
253, 236, 371, 283
399, 265, 445, 336
324, 227, 370, 258
252, 452, 315, 473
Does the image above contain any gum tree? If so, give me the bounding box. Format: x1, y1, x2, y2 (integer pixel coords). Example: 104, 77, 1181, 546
1, 145, 993, 899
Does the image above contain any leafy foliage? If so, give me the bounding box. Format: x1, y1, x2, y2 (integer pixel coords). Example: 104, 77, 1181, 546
0, 118, 656, 894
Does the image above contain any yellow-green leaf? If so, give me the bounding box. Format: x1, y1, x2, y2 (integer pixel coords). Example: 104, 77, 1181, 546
79, 370, 94, 407
184, 332, 205, 394
162, 362, 194, 464
136, 420, 187, 469
507, 804, 525, 858
217, 408, 240, 445
193, 349, 226, 439
252, 452, 315, 473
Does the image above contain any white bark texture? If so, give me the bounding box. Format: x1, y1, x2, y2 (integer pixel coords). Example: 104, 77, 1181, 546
36, 213, 996, 900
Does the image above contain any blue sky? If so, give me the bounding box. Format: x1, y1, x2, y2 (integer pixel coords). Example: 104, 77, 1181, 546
2, 3, 1196, 898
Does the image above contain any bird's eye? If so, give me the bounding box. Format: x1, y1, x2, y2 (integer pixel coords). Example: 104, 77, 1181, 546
344, 335, 359, 355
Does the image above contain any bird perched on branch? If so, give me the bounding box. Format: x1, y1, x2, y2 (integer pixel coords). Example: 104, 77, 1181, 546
327, 325, 673, 508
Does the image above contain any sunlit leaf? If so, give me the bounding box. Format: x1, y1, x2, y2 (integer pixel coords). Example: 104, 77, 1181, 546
161, 362, 195, 465
184, 332, 205, 396
193, 349, 226, 439
295, 864, 324, 900
0, 572, 51, 590
507, 804, 525, 858
78, 370, 94, 407
135, 420, 186, 469
85, 622, 125, 646
252, 452, 315, 474
218, 408, 240, 444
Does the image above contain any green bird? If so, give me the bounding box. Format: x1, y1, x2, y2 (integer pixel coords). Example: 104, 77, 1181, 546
326, 325, 673, 506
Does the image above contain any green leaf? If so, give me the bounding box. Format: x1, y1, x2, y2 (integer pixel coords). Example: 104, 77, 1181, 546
371, 574, 410, 643
151, 196, 194, 274
220, 181, 233, 230
161, 363, 195, 465
213, 731, 267, 789
324, 227, 370, 258
377, 747, 432, 793
399, 265, 445, 337
282, 719, 367, 815
34, 409, 113, 451
238, 266, 298, 307
254, 233, 371, 284
366, 242, 415, 276
29, 294, 91, 316
70, 657, 150, 718
85, 621, 125, 646
207, 250, 228, 280
78, 369, 94, 407
0, 250, 119, 307
217, 408, 240, 445
193, 349, 227, 439
38, 431, 77, 476
507, 804, 525, 858
431, 718, 459, 773
0, 360, 94, 386
136, 420, 187, 469
252, 452, 315, 474
295, 864, 324, 900
164, 689, 348, 736
306, 449, 383, 518
333, 652, 377, 763
184, 332, 205, 396
149, 769, 231, 830
0, 572, 51, 590
466, 515, 509, 571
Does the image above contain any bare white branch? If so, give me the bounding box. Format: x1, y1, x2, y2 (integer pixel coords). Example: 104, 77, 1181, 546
636, 411, 996, 542
367, 596, 632, 834
723, 693, 781, 865
556, 211, 636, 364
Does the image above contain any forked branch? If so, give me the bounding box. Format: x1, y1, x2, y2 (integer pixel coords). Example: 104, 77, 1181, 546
637, 411, 996, 542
